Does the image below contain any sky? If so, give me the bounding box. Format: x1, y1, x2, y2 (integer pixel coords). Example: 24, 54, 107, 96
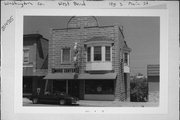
24, 16, 160, 76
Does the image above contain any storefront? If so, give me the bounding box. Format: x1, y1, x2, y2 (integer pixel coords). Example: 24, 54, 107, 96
79, 73, 116, 100
44, 72, 116, 100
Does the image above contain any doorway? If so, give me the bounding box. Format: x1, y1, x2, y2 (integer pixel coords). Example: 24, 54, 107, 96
68, 80, 79, 98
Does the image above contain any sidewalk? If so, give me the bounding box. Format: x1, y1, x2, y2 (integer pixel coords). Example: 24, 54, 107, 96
78, 100, 158, 107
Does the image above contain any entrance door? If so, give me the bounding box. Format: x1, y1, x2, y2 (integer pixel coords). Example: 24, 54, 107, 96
68, 80, 79, 98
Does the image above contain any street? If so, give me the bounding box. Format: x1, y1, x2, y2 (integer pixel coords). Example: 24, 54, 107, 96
23, 98, 159, 107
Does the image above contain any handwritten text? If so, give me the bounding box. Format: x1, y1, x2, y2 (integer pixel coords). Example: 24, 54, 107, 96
4, 1, 33, 8
58, 1, 86, 7
109, 1, 149, 8
1, 16, 14, 32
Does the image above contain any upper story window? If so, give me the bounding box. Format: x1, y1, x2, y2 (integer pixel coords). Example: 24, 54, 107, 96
124, 52, 129, 66
61, 48, 71, 63
87, 47, 91, 62
94, 46, 101, 61
105, 46, 111, 61
86, 46, 112, 62
23, 48, 30, 64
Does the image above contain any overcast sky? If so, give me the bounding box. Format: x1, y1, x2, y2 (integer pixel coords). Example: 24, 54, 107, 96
24, 16, 160, 76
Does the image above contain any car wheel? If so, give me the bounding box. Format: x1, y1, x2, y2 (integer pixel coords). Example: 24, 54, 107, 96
32, 98, 38, 104
59, 99, 66, 105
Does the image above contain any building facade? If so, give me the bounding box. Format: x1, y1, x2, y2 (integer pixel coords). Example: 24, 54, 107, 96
44, 16, 131, 101
23, 34, 48, 97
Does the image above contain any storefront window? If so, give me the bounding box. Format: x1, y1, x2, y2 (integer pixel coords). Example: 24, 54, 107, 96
85, 80, 114, 94
62, 48, 71, 63
94, 46, 101, 61
53, 80, 66, 93
23, 77, 32, 93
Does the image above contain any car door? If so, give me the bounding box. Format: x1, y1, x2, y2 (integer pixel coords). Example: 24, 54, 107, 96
38, 94, 52, 103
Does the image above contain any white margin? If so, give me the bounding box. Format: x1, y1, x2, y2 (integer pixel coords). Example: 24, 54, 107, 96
14, 9, 168, 114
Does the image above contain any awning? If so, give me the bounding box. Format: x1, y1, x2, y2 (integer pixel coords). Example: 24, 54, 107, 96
43, 73, 75, 80
44, 73, 117, 80
78, 73, 117, 80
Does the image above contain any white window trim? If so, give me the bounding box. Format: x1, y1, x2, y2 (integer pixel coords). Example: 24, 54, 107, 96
91, 46, 94, 62
102, 46, 105, 62
86, 46, 112, 62
105, 46, 112, 62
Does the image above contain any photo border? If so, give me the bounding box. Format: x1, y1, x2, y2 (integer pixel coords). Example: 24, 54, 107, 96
14, 9, 168, 114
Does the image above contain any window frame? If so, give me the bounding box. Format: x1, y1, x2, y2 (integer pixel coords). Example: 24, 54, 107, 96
87, 47, 91, 62
93, 46, 102, 61
105, 46, 111, 61
85, 80, 114, 94
86, 45, 112, 62
61, 47, 71, 64
124, 52, 129, 66
23, 48, 30, 64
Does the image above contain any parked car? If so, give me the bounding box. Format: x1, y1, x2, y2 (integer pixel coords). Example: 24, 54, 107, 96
29, 91, 78, 105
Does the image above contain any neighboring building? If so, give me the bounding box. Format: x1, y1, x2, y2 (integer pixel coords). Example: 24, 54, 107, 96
23, 34, 48, 97
147, 64, 159, 92
44, 16, 131, 101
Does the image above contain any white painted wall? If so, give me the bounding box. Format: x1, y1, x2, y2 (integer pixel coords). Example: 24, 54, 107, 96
86, 62, 112, 71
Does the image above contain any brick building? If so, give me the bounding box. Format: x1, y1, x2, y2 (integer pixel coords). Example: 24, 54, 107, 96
23, 34, 48, 97
44, 16, 131, 101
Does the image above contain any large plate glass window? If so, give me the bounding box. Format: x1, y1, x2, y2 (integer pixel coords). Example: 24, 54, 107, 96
85, 80, 114, 94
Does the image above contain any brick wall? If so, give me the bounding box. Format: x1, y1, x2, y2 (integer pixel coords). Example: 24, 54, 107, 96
68, 16, 98, 28
50, 26, 116, 73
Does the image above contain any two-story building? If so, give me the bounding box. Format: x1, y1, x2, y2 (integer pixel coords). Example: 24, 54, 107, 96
44, 16, 131, 101
23, 34, 48, 97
